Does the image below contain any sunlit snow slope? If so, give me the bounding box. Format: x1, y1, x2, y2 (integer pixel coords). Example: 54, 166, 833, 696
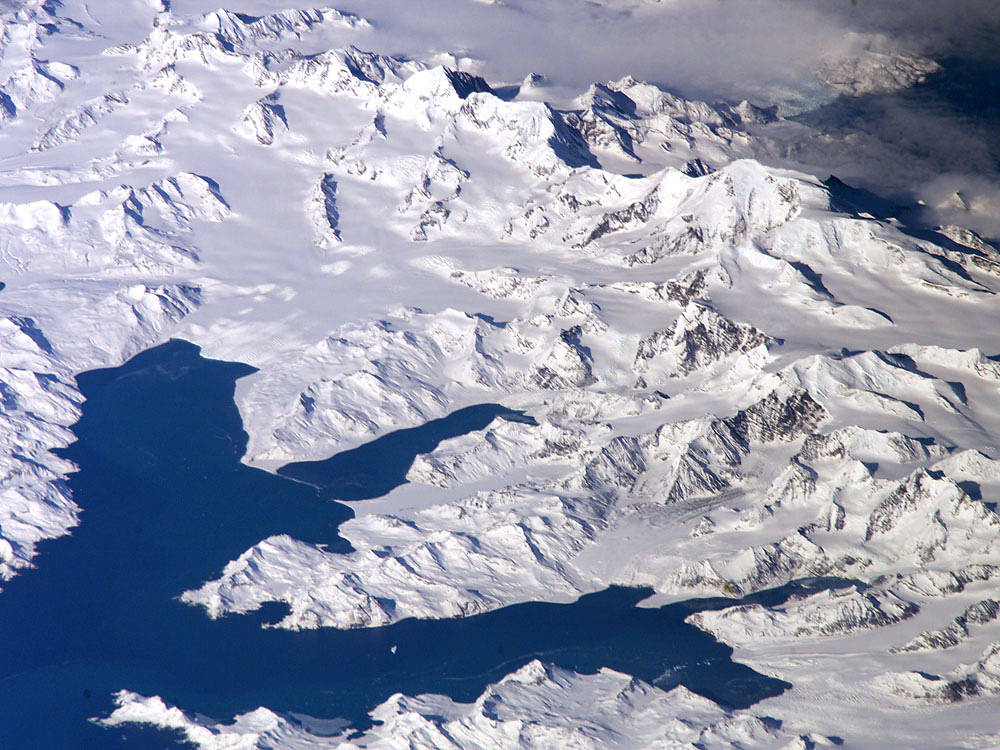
3, 0, 1000, 747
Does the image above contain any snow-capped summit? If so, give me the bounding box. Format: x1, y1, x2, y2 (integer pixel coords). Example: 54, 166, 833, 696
0, 1, 998, 748
99, 660, 829, 748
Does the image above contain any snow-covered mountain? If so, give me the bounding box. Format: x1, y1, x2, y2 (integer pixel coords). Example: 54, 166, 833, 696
98, 661, 833, 749
1, 0, 999, 748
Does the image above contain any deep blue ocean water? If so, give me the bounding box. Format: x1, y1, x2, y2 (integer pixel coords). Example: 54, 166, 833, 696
0, 340, 827, 749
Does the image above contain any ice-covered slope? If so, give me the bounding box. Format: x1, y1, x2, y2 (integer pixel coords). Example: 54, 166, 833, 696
0, 152, 220, 582
2, 1, 1000, 748
99, 660, 830, 749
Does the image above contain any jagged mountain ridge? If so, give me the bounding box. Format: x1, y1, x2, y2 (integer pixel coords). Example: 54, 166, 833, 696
99, 661, 830, 749
1, 2, 999, 748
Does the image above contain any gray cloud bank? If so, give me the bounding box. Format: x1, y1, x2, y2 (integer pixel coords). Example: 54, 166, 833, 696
336, 0, 1000, 239
797, 1, 1000, 238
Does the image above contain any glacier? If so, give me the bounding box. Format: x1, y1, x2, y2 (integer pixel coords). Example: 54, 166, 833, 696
0, 0, 998, 747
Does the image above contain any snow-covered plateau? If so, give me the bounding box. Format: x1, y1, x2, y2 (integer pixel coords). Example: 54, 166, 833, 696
2, 0, 1000, 747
